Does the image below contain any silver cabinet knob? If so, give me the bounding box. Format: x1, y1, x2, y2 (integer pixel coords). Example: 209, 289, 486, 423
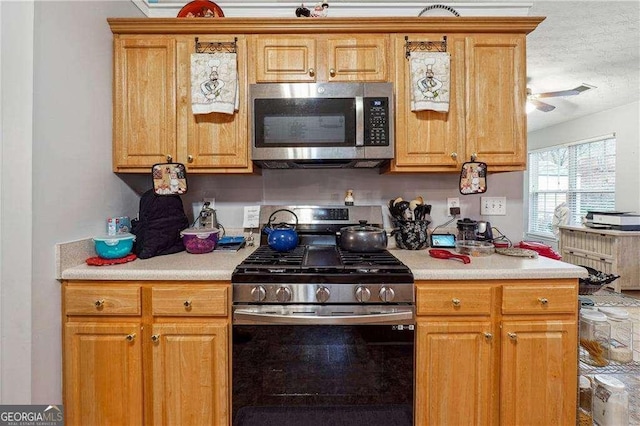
355, 286, 371, 303
151, 334, 160, 343
507, 332, 517, 341
275, 286, 292, 303
188, 155, 194, 163
329, 68, 336, 77
308, 68, 315, 76
126, 333, 136, 342
451, 152, 458, 160
484, 332, 493, 340
452, 298, 461, 307
166, 155, 173, 162
316, 286, 331, 303
538, 297, 549, 305
471, 153, 478, 162
183, 300, 192, 309
379, 286, 395, 302
251, 285, 267, 302
94, 299, 105, 308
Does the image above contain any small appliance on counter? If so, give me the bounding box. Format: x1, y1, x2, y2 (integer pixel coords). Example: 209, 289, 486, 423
456, 218, 493, 242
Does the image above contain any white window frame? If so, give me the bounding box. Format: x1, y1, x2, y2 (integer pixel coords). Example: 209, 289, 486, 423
526, 133, 616, 241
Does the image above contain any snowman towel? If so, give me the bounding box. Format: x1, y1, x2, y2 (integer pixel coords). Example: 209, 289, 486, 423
410, 51, 450, 113
191, 52, 238, 115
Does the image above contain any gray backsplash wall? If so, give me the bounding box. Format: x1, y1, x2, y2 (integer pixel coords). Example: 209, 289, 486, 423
121, 168, 525, 242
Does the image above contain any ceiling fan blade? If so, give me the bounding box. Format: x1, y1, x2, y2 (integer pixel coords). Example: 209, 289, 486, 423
530, 99, 556, 112
535, 84, 596, 99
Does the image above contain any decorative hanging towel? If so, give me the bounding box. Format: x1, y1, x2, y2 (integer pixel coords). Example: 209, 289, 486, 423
191, 52, 238, 115
410, 51, 451, 112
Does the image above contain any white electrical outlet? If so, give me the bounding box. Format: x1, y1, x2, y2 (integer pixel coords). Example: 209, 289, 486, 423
447, 197, 460, 216
481, 196, 507, 215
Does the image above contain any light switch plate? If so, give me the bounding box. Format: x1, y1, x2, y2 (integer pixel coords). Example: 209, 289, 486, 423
481, 196, 507, 215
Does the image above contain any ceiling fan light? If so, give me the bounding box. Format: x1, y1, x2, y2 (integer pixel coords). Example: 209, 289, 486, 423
526, 101, 536, 114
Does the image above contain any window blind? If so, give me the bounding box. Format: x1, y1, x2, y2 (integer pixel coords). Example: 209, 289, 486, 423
528, 135, 616, 237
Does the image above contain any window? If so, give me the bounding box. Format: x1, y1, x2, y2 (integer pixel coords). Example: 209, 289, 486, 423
528, 134, 616, 238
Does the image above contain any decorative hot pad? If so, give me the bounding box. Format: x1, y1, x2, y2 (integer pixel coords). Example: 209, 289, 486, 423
495, 247, 538, 258
86, 253, 137, 266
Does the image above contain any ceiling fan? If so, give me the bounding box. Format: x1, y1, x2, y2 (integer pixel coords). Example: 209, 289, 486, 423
526, 83, 596, 113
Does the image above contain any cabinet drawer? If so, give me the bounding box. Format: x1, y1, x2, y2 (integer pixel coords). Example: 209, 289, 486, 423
65, 286, 141, 316
502, 284, 576, 315
152, 286, 228, 317
416, 286, 492, 316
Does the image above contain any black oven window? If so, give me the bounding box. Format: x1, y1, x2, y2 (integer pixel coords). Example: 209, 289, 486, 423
232, 325, 413, 426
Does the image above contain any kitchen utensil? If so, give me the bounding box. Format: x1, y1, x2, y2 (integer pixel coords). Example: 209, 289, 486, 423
93, 233, 136, 259
455, 240, 495, 256
393, 220, 430, 250
337, 220, 388, 252
181, 227, 223, 254
414, 204, 432, 221
395, 201, 412, 220
429, 249, 470, 264
263, 209, 299, 252
578, 265, 620, 295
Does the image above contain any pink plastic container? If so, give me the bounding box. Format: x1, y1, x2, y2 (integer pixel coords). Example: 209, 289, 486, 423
180, 228, 221, 254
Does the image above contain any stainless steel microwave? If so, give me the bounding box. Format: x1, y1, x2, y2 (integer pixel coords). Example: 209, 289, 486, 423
250, 82, 394, 169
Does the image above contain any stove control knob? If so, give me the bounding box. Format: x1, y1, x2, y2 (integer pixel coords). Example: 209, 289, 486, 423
355, 286, 371, 303
379, 286, 395, 302
275, 286, 292, 303
250, 285, 266, 302
316, 286, 331, 303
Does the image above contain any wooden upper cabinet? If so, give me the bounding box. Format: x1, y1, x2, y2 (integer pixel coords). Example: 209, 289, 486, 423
113, 35, 251, 173
250, 34, 389, 83
391, 34, 465, 171
465, 35, 527, 171
177, 36, 251, 173
113, 37, 177, 171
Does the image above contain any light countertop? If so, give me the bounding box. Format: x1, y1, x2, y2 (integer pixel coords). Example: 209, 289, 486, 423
58, 239, 587, 282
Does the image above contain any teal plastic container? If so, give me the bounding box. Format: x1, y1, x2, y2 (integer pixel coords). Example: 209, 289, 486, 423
93, 233, 135, 259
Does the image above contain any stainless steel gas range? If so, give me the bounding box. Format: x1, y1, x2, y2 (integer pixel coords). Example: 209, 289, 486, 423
231, 206, 415, 426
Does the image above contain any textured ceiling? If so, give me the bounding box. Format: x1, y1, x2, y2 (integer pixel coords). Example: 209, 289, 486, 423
526, 1, 640, 131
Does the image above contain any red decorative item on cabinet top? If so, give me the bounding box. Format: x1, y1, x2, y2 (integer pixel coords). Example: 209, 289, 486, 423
177, 1, 224, 18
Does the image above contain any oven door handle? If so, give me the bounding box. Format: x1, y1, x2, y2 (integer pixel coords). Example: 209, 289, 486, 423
233, 308, 414, 325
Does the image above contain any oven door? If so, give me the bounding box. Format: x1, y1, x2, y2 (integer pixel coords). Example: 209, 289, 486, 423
232, 305, 414, 426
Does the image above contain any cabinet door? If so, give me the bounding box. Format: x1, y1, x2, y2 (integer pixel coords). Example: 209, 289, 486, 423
177, 37, 251, 172
465, 35, 526, 170
391, 35, 465, 171
325, 35, 389, 82
151, 322, 229, 426
113, 37, 176, 172
64, 323, 143, 426
415, 320, 496, 425
252, 36, 317, 82
500, 320, 577, 426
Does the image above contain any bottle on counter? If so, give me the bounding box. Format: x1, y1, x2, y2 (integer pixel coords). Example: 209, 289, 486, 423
344, 189, 354, 206
592, 375, 629, 426
579, 309, 610, 366
599, 306, 634, 364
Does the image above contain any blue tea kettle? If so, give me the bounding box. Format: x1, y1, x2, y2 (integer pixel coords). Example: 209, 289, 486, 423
263, 209, 299, 252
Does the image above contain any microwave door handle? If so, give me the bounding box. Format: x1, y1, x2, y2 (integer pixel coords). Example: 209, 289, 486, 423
233, 309, 414, 325
355, 96, 364, 146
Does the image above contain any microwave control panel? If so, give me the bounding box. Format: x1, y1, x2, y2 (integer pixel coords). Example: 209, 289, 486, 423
363, 97, 390, 146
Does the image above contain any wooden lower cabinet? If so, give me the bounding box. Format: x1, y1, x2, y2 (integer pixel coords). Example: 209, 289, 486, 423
415, 280, 578, 426
64, 322, 144, 426
150, 323, 228, 426
62, 282, 230, 426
